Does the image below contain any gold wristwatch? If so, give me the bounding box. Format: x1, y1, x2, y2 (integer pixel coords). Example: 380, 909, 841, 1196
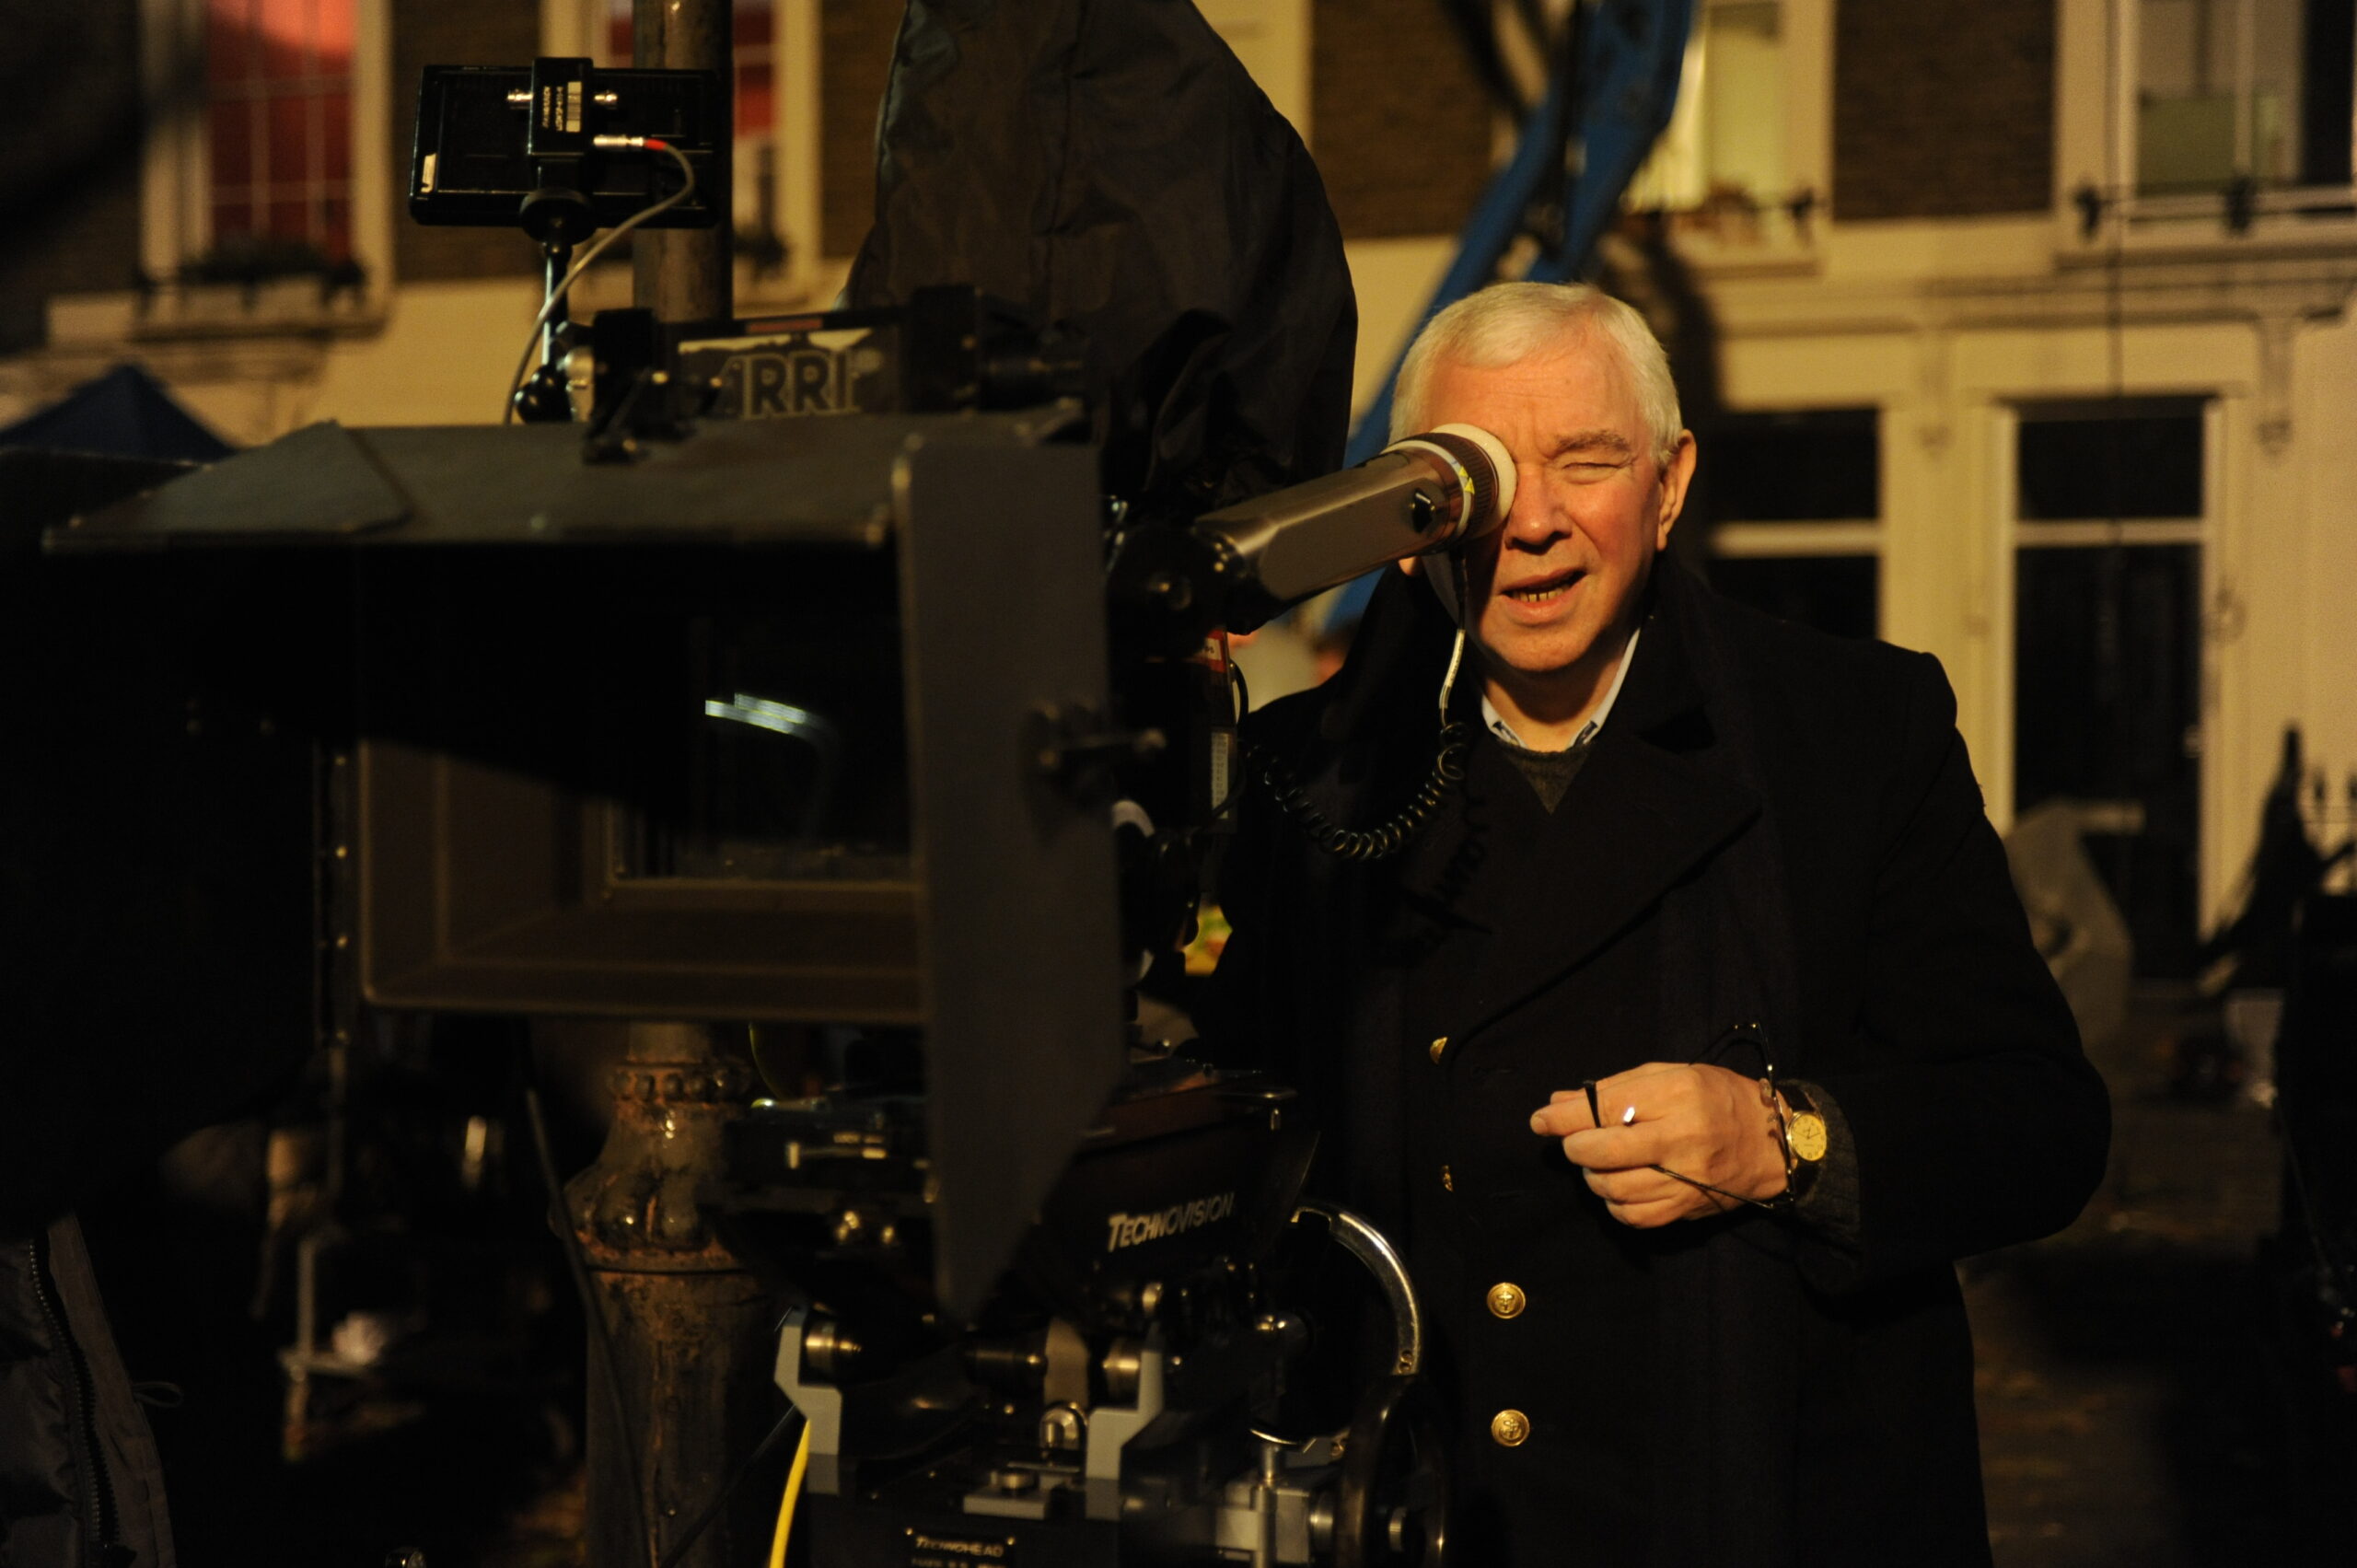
1774, 1081, 1828, 1205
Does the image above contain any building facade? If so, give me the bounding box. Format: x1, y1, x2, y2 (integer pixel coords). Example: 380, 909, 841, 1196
2, 0, 2351, 970
1659, 0, 2357, 975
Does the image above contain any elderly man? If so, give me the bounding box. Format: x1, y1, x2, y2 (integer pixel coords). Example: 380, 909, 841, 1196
1201, 282, 2110, 1567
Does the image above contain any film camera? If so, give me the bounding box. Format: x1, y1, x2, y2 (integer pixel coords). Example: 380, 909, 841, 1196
56, 401, 1501, 1568
42, 56, 1515, 1568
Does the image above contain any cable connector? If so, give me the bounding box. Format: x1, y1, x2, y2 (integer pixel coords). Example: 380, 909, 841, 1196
592, 134, 671, 151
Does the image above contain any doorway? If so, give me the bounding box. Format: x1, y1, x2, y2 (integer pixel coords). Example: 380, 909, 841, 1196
2012, 398, 2210, 979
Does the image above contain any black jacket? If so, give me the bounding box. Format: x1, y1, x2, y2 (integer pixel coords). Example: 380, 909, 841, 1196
1202, 562, 2110, 1567
0, 1214, 175, 1568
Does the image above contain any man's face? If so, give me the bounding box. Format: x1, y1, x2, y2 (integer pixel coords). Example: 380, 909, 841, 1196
1422, 333, 1696, 694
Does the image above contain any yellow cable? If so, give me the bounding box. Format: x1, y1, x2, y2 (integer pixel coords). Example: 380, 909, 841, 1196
768, 1419, 813, 1568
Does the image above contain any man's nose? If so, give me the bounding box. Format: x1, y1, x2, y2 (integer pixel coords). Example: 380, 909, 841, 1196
1503, 463, 1562, 542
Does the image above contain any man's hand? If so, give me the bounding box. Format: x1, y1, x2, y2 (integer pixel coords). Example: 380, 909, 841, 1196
1527, 1063, 1786, 1227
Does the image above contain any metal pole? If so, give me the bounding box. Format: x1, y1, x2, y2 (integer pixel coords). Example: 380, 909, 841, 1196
633, 0, 733, 321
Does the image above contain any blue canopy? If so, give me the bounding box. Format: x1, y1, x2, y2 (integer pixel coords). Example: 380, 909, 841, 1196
0, 362, 232, 463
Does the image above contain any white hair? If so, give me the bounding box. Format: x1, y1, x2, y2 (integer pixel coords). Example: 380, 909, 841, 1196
1388, 282, 1684, 466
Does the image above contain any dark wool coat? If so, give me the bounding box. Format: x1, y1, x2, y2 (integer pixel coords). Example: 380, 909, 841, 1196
1200, 562, 2111, 1568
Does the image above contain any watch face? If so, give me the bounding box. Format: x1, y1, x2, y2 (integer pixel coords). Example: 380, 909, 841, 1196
1790, 1111, 1829, 1164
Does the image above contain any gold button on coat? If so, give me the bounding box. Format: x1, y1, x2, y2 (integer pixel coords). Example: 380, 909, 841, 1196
1486, 1282, 1527, 1319
1428, 1036, 1448, 1063
1490, 1409, 1531, 1447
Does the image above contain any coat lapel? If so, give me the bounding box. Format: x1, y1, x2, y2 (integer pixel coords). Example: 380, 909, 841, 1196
1444, 577, 1762, 1042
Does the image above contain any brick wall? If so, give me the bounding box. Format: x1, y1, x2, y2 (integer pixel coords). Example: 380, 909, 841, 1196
391, 0, 542, 283
1833, 0, 2055, 220
1311, 0, 1492, 238
821, 0, 903, 259
0, 0, 145, 350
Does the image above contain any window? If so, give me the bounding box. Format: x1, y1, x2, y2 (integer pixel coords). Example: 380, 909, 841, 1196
138, 0, 388, 306
1699, 407, 1880, 639
2134, 0, 2354, 195
203, 0, 357, 261
1625, 0, 1810, 238
2074, 0, 2357, 232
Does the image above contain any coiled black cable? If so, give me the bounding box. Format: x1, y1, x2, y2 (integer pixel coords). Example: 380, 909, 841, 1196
1250, 616, 1473, 863
1253, 719, 1471, 861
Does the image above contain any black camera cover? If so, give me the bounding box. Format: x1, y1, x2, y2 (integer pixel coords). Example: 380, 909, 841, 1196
845, 0, 1358, 524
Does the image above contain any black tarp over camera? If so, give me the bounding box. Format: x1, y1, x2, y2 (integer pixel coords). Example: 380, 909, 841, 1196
847, 0, 1359, 523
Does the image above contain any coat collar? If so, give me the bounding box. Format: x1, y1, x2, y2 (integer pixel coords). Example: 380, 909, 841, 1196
1399, 563, 1761, 1040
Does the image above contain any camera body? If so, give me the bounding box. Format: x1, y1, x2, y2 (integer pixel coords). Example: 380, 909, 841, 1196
47, 75, 1485, 1555
53, 395, 1450, 1564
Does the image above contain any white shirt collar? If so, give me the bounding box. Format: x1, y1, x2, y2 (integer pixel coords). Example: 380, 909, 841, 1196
1479, 624, 1643, 753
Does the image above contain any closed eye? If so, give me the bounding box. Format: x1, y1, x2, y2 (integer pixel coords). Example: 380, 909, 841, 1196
1548, 455, 1633, 483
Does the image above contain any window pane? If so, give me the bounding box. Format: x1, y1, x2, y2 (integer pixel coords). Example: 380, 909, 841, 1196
269, 198, 310, 243
1706, 554, 1877, 639
736, 1, 773, 52
258, 0, 309, 78
2138, 0, 2311, 191
2303, 0, 2356, 185
1702, 1, 1785, 202
1626, 1, 1789, 213
206, 0, 258, 86
321, 89, 351, 182
738, 63, 774, 137
314, 0, 354, 66
2016, 400, 2205, 520
2247, 0, 2310, 185
321, 197, 352, 262
209, 99, 253, 190
268, 94, 312, 188
1696, 407, 1877, 521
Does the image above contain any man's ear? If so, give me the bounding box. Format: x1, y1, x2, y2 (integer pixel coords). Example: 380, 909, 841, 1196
1655, 431, 1698, 551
